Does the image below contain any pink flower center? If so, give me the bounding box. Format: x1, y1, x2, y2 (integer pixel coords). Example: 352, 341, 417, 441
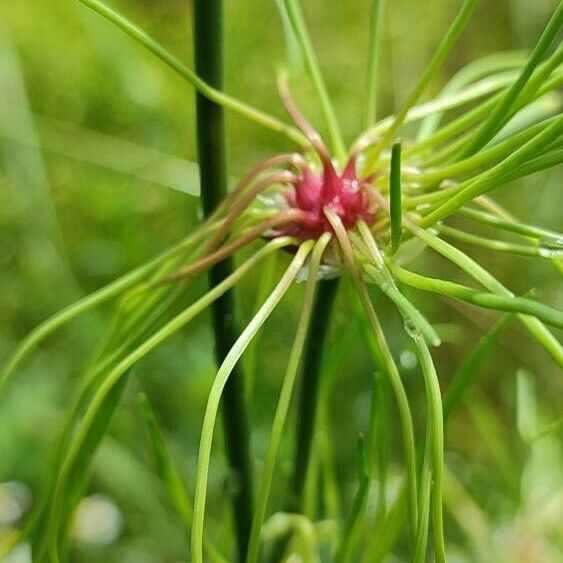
282, 156, 376, 240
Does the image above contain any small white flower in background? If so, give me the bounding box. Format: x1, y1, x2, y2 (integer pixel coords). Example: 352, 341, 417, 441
3, 543, 31, 563
71, 494, 123, 546
0, 482, 31, 526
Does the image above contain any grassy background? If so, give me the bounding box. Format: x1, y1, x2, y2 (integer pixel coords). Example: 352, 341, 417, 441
0, 0, 561, 561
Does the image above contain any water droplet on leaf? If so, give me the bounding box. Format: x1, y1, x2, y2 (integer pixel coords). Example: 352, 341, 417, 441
537, 236, 563, 258
400, 350, 418, 370
403, 318, 421, 338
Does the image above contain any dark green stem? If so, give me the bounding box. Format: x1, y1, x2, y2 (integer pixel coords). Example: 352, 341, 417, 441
291, 279, 339, 510
193, 2, 253, 560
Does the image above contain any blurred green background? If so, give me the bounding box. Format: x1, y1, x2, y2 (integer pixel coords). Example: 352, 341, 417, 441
0, 0, 561, 561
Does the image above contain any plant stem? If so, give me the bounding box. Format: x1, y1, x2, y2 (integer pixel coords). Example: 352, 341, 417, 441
291, 278, 340, 511
193, 2, 253, 558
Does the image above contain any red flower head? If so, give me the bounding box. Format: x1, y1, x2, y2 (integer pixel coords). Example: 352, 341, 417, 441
283, 155, 376, 240
276, 79, 377, 240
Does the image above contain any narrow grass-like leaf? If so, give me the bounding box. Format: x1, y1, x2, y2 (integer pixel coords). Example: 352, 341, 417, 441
355, 222, 441, 347
0, 225, 214, 397
45, 237, 295, 561
360, 70, 517, 153
365, 0, 387, 127
449, 314, 510, 422
459, 3, 563, 156
246, 234, 330, 563
407, 144, 563, 210
334, 435, 370, 563
75, 0, 306, 146
414, 427, 432, 563
191, 241, 314, 563
282, 0, 346, 160
275, 0, 304, 75
414, 115, 558, 185
438, 225, 555, 258
139, 394, 226, 563
420, 115, 563, 226
325, 208, 419, 545
416, 51, 527, 140
363, 263, 442, 345
389, 141, 403, 253
458, 206, 563, 242
405, 68, 562, 161
412, 335, 445, 563
410, 227, 563, 367
364, 0, 481, 171
370, 189, 563, 367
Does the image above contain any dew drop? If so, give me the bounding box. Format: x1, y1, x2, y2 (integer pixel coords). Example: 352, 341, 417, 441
537, 236, 563, 258
400, 350, 418, 370
403, 318, 421, 338
415, 203, 432, 213
72, 494, 123, 546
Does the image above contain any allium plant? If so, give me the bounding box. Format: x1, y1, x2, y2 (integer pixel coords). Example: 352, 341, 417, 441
2, 0, 562, 562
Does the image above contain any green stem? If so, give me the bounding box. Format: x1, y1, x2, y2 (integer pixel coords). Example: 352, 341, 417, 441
410, 227, 563, 368
357, 70, 515, 155
416, 52, 527, 140
193, 1, 253, 559
413, 116, 557, 185
413, 427, 432, 563
392, 266, 563, 329
291, 278, 340, 511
